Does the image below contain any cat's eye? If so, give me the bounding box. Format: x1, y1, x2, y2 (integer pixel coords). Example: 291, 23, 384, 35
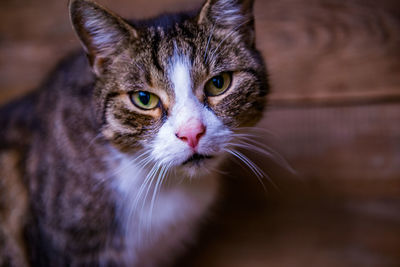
205, 72, 232, 97
130, 91, 160, 110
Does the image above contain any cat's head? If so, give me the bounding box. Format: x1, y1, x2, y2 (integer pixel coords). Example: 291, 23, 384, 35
70, 0, 268, 177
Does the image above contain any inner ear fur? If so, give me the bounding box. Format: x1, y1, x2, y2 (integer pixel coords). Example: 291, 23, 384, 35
197, 0, 254, 26
197, 0, 255, 45
69, 0, 138, 75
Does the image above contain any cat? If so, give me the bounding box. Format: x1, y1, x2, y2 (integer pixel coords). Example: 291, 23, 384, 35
0, 0, 268, 266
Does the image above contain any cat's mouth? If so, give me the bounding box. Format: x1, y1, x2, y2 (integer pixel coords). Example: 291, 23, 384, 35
182, 153, 213, 165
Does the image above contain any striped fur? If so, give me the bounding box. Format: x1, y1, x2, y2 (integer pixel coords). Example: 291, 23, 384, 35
0, 0, 268, 266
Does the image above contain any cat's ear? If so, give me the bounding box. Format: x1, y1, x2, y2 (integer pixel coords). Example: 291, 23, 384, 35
69, 0, 138, 75
198, 0, 255, 45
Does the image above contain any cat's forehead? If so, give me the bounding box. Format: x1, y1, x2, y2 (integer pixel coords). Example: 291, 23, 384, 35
148, 49, 198, 108
117, 19, 251, 105
168, 52, 193, 102
136, 22, 247, 79
135, 21, 210, 69
125, 27, 207, 98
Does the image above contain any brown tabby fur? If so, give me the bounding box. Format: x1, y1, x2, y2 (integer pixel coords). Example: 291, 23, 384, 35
0, 0, 268, 266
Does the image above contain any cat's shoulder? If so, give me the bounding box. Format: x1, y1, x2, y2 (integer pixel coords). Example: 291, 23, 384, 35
40, 50, 95, 95
0, 50, 94, 148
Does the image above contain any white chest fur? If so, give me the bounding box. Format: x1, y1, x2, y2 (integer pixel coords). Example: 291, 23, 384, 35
108, 151, 220, 266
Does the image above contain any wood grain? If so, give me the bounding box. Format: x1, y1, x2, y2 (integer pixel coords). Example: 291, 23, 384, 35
1, 0, 400, 266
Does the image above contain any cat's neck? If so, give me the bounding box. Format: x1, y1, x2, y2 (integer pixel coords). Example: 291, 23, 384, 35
105, 147, 220, 265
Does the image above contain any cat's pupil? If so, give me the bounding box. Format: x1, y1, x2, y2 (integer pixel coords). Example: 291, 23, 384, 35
138, 91, 150, 105
212, 76, 224, 89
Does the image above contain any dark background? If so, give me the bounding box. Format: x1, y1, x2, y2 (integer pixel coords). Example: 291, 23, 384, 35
1, 0, 400, 266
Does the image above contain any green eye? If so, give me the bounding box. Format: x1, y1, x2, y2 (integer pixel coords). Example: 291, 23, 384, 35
130, 91, 160, 110
205, 72, 232, 96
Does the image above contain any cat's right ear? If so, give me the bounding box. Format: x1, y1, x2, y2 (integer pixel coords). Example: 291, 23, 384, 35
69, 0, 138, 76
197, 0, 255, 46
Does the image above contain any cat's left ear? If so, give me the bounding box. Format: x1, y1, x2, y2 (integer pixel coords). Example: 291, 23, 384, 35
69, 0, 138, 76
197, 0, 255, 46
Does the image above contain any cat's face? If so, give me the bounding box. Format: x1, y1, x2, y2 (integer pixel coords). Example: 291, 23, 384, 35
70, 0, 268, 176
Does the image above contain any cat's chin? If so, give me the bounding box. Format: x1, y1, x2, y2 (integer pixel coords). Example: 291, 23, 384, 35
180, 165, 212, 179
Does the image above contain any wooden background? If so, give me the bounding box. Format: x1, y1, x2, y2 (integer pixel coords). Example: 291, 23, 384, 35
1, 0, 400, 266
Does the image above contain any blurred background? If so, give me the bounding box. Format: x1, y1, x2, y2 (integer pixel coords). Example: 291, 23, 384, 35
1, 0, 400, 266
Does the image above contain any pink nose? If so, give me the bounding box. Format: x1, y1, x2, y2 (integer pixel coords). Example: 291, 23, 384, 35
176, 119, 206, 149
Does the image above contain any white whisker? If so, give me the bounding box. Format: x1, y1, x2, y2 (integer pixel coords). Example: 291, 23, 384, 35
134, 163, 160, 212
225, 149, 263, 178
224, 148, 269, 191
91, 150, 153, 191
147, 163, 172, 232
204, 24, 216, 63
131, 162, 162, 240
112, 150, 152, 177
87, 132, 104, 150
235, 127, 277, 137
231, 135, 296, 174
